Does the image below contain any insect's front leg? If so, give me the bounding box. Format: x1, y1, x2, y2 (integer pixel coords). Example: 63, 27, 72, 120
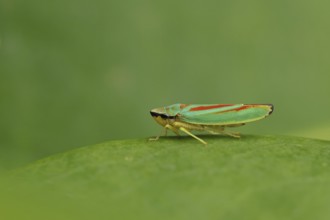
149, 131, 162, 141
149, 126, 167, 141
149, 124, 180, 142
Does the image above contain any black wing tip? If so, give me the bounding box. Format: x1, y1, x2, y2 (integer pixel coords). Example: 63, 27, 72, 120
247, 104, 274, 115
267, 104, 274, 115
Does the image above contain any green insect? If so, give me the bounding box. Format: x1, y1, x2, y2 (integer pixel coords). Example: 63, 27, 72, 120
150, 103, 274, 144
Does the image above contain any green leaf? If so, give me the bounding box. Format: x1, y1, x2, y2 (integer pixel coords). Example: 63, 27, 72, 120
2, 135, 330, 220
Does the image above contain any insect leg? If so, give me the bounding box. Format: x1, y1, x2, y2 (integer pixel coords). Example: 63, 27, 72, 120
179, 127, 207, 145
205, 126, 240, 138
149, 124, 180, 142
222, 130, 241, 138
149, 127, 165, 141
205, 126, 224, 135
165, 124, 180, 136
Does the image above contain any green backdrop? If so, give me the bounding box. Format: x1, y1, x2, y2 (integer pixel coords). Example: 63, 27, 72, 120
1, 0, 330, 169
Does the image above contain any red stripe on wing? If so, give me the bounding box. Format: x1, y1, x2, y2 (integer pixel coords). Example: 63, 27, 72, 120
228, 105, 252, 112
218, 104, 269, 114
189, 104, 234, 111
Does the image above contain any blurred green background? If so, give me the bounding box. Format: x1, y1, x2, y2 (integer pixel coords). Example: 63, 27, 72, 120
1, 0, 330, 170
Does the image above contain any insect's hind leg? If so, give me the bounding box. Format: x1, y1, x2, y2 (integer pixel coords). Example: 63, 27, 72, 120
222, 130, 241, 138
206, 126, 240, 138
179, 127, 207, 145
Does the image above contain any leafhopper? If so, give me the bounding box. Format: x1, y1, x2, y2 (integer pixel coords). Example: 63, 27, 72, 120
150, 104, 274, 145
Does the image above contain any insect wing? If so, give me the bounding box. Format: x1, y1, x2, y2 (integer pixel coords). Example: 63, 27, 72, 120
178, 104, 273, 125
